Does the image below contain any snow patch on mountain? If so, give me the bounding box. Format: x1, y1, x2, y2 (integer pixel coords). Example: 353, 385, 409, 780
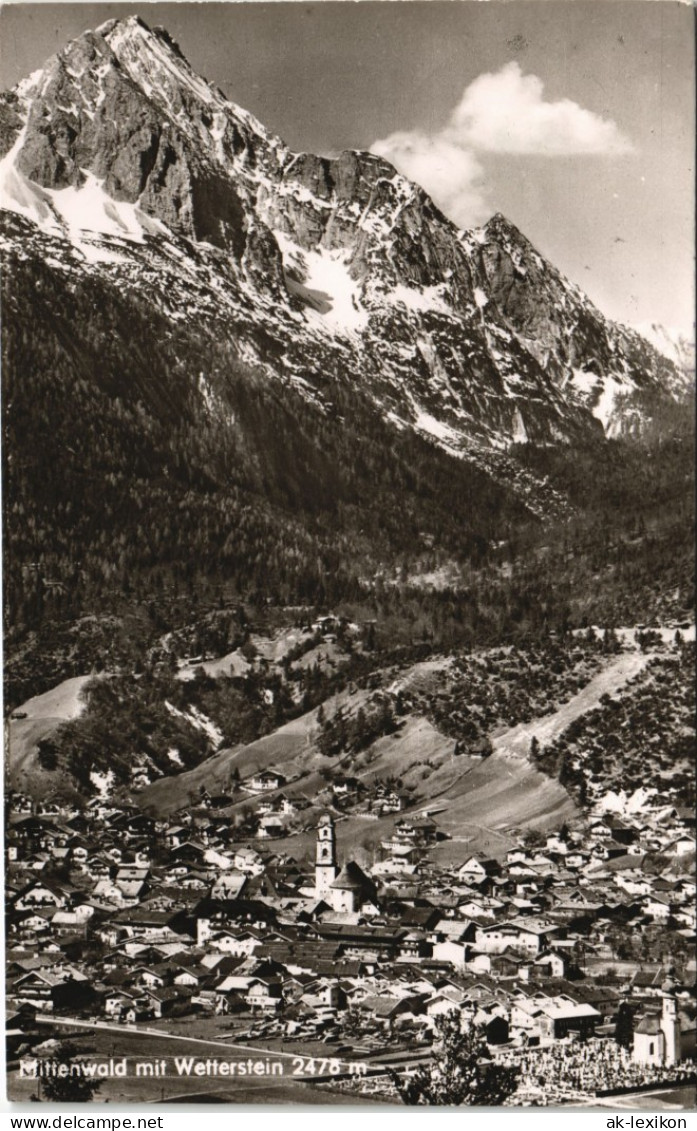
275, 231, 369, 334
565, 368, 630, 434
474, 287, 489, 309
47, 172, 147, 243
15, 67, 45, 99
197, 373, 236, 425
0, 127, 163, 265
511, 407, 528, 442
388, 282, 450, 315
597, 786, 657, 815
569, 368, 599, 396
594, 375, 628, 432
1, 12, 688, 497
0, 129, 53, 224
413, 410, 464, 453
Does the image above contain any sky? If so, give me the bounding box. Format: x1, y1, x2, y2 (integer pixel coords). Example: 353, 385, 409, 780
0, 0, 694, 332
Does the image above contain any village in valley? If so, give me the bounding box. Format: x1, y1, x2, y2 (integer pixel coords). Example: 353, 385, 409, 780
2, 0, 696, 1112
5, 620, 697, 1107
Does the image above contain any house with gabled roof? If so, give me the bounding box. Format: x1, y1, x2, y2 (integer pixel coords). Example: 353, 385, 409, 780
233, 846, 265, 875
643, 892, 679, 921
103, 989, 137, 1018
247, 770, 286, 794
144, 986, 195, 1018
457, 857, 501, 886
475, 918, 566, 956
207, 928, 264, 956
668, 833, 696, 857
458, 895, 505, 922
630, 968, 670, 997
9, 910, 53, 938
172, 964, 210, 988
246, 976, 283, 1010
425, 986, 466, 1015
130, 965, 167, 989
13, 880, 74, 911
92, 878, 129, 906
210, 871, 247, 901
11, 967, 96, 1013
358, 994, 425, 1022
516, 995, 602, 1040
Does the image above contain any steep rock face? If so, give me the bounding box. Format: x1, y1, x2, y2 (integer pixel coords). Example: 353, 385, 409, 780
7, 23, 257, 255
462, 213, 685, 435
0, 15, 687, 458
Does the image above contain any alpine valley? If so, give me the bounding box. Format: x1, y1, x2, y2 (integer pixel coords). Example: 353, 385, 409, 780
1, 17, 694, 847
3, 16, 697, 1106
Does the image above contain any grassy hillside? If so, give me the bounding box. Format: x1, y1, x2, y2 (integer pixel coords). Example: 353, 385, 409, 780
6, 629, 668, 867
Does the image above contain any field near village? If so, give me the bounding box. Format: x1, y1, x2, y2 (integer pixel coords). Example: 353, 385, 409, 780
8, 1019, 388, 1105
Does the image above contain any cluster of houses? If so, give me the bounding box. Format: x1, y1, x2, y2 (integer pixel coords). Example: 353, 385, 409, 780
180, 769, 407, 840
329, 778, 404, 818
5, 786, 696, 1100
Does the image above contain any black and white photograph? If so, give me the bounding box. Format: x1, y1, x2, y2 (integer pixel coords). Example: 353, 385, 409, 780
1, 0, 695, 1111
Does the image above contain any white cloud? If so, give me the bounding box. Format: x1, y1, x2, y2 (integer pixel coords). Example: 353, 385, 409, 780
371, 62, 634, 228
371, 130, 489, 227
452, 62, 634, 156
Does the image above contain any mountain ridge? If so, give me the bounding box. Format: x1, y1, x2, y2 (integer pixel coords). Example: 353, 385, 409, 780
0, 14, 688, 458
2, 16, 694, 687
2, 20, 695, 1026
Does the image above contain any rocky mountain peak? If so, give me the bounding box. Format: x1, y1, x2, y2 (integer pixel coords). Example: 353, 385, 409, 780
0, 17, 688, 465
482, 211, 527, 242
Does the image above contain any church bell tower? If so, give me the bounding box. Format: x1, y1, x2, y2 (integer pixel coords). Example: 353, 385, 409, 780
315, 813, 338, 899
660, 978, 681, 1066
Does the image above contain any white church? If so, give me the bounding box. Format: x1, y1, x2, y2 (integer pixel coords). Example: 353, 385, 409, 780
633, 980, 683, 1067
314, 812, 377, 914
